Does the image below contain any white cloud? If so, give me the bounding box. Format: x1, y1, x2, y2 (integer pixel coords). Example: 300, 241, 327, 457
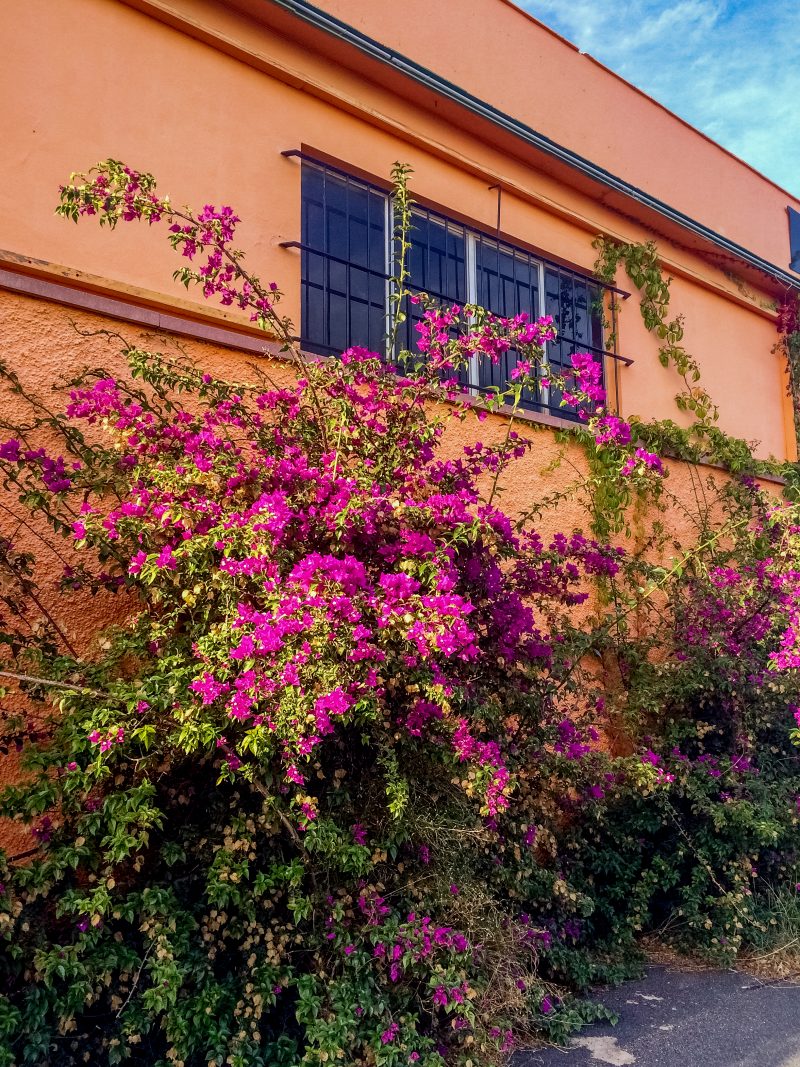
520, 0, 800, 196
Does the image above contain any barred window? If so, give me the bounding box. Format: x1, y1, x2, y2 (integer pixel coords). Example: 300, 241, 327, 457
300, 162, 388, 357
295, 158, 615, 420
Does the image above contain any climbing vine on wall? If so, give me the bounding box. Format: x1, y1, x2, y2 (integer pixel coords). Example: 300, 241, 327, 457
592, 237, 717, 423
777, 294, 800, 459
591, 234, 800, 487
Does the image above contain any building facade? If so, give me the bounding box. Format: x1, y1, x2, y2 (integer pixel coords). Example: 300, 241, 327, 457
2, 0, 800, 858
1, 0, 799, 459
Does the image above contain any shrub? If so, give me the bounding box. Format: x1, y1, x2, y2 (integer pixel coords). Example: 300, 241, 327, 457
0, 161, 798, 1066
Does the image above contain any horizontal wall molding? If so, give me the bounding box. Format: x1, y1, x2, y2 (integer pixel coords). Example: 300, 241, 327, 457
0, 253, 277, 357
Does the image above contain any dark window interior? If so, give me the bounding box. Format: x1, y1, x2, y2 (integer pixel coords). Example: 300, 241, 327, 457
301, 163, 387, 355
475, 235, 540, 408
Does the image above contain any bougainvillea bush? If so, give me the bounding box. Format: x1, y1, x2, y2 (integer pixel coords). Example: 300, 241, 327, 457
0, 162, 800, 1066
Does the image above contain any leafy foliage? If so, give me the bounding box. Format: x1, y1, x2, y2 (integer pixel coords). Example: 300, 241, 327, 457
592, 236, 717, 423
0, 162, 799, 1066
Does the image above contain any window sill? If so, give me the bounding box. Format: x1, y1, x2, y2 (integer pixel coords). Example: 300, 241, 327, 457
446, 389, 587, 434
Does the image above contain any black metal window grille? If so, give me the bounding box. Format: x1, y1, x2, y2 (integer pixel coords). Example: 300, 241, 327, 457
292, 158, 624, 420
472, 235, 544, 409
395, 207, 471, 391
300, 161, 388, 357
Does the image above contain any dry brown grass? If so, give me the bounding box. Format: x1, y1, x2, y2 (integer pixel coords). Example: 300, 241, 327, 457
639, 934, 721, 973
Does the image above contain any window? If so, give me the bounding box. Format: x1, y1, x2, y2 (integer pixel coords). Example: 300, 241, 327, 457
790, 206, 800, 273
296, 158, 611, 420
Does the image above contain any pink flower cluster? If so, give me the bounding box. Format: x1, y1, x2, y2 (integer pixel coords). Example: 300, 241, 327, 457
620, 447, 664, 477
563, 351, 605, 409
414, 304, 557, 375
372, 911, 471, 984
88, 727, 125, 753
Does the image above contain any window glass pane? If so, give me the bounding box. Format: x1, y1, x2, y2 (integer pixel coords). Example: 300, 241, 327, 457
328, 290, 348, 353
301, 163, 387, 355
408, 239, 426, 295
299, 160, 605, 408
557, 275, 575, 340
544, 267, 561, 327
301, 250, 325, 345
328, 259, 347, 298
427, 216, 447, 296
588, 284, 605, 348
347, 183, 369, 267
407, 210, 466, 303
301, 166, 325, 249
544, 267, 606, 421
574, 282, 588, 344
368, 191, 386, 273
397, 210, 466, 377
475, 238, 539, 408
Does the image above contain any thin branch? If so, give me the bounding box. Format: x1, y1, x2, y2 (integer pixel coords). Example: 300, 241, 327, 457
249, 775, 318, 890
0, 670, 112, 700
7, 575, 80, 659
0, 501, 74, 568
116, 940, 156, 1018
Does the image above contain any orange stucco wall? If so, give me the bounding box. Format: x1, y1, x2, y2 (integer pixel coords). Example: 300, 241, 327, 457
0, 276, 784, 856
0, 0, 795, 462
313, 0, 800, 273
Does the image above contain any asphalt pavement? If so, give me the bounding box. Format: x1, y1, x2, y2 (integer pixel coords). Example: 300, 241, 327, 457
515, 966, 800, 1067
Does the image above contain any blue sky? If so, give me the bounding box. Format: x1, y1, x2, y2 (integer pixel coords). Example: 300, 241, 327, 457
519, 0, 800, 197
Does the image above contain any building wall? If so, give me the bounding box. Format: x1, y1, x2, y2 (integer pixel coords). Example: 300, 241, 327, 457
1, 0, 796, 857
0, 0, 795, 461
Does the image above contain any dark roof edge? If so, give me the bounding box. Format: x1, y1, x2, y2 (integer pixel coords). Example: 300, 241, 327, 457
268, 0, 800, 293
